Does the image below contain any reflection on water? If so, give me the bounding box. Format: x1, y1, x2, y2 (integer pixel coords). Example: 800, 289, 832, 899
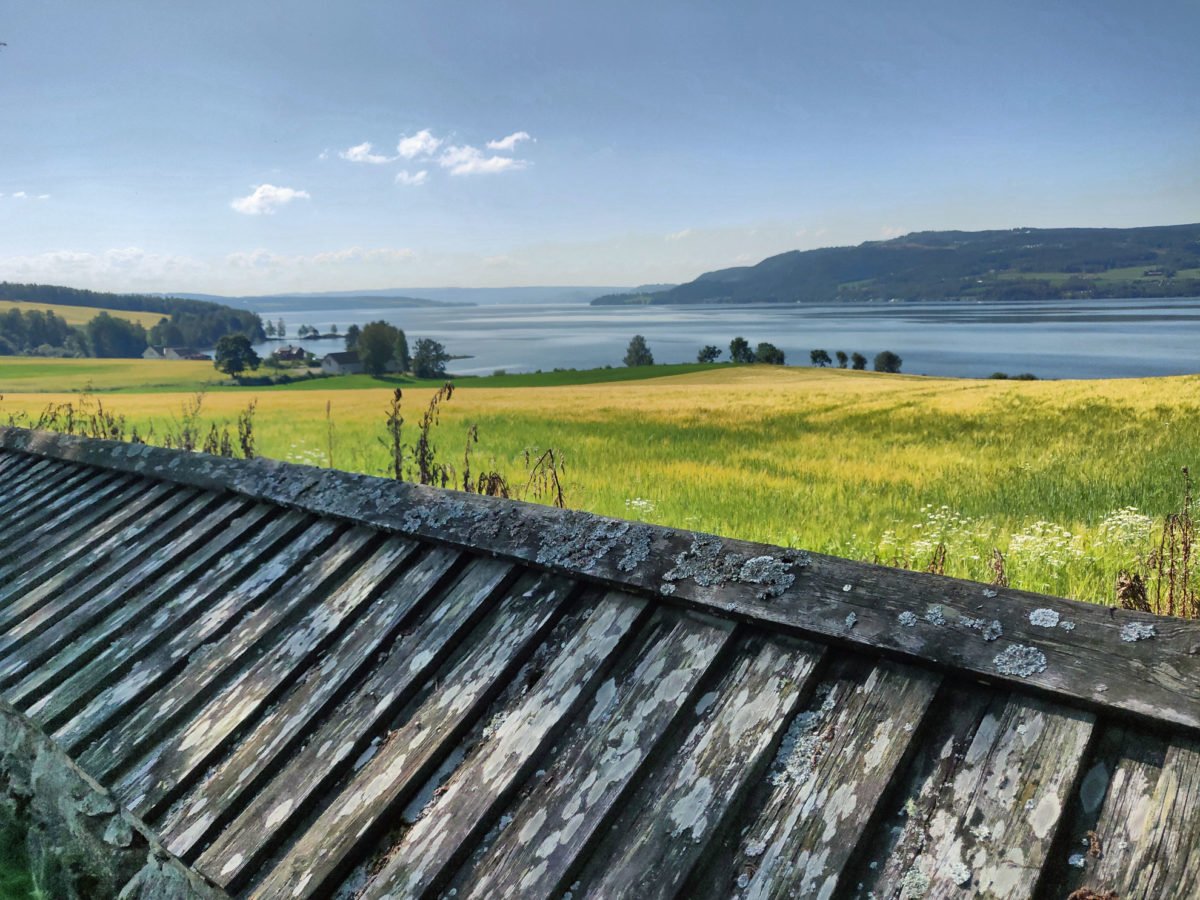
251, 296, 1200, 379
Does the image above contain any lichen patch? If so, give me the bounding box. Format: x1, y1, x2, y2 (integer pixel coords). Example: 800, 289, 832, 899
1120, 622, 1156, 642
993, 644, 1048, 678
661, 534, 805, 600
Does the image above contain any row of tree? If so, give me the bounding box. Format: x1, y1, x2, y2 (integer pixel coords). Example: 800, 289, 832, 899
624, 335, 904, 372
809, 348, 902, 372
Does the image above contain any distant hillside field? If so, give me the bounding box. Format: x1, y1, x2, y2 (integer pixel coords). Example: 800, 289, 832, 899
3, 364, 1199, 604
0, 299, 165, 329
0, 358, 220, 392
594, 223, 1200, 305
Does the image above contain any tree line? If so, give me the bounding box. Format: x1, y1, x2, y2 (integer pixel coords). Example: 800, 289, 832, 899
0, 282, 265, 357
624, 335, 903, 372
0, 307, 157, 357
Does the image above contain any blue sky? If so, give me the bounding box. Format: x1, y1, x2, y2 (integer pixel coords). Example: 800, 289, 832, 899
1, 0, 1197, 294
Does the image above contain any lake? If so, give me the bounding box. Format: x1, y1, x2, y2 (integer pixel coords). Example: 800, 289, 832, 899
251, 296, 1200, 380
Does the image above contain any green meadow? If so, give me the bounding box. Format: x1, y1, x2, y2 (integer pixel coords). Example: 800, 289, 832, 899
4, 360, 1200, 605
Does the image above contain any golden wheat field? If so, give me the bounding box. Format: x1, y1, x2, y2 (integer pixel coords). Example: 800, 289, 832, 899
5, 364, 1200, 604
0, 300, 165, 329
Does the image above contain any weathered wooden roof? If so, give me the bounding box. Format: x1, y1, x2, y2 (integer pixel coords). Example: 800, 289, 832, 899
1, 424, 1198, 899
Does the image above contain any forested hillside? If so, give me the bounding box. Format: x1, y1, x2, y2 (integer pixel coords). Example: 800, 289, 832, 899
0, 282, 264, 357
593, 224, 1200, 305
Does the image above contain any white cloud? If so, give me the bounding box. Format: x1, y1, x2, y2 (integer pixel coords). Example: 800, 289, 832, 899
665, 228, 692, 241
226, 246, 416, 269
312, 246, 416, 264
339, 141, 394, 164
438, 144, 528, 176
394, 169, 428, 187
486, 131, 533, 151
230, 184, 311, 215
12, 191, 27, 199
880, 225, 906, 238
397, 129, 442, 159
0, 247, 202, 287
37, 194, 50, 200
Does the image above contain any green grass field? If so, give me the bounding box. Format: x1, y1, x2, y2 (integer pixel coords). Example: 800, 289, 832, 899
5, 360, 1200, 605
994, 267, 1200, 286
0, 299, 164, 329
0, 357, 722, 394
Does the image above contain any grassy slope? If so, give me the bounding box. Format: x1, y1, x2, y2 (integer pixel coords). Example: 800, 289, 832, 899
0, 299, 164, 329
3, 363, 1199, 603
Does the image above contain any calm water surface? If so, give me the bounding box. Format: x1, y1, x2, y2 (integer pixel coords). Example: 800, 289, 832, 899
251, 297, 1200, 380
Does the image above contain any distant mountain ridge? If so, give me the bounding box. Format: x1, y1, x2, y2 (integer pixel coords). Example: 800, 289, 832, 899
591, 224, 1200, 305
170, 286, 656, 308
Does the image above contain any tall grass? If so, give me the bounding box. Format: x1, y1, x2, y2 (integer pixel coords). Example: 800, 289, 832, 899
5, 366, 1200, 606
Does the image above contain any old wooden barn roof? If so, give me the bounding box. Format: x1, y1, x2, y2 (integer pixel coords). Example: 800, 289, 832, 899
0, 425, 1198, 899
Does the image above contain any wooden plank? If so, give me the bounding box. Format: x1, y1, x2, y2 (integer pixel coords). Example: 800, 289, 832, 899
0, 476, 169, 591
564, 632, 826, 900
0, 490, 226, 650
28, 516, 336, 736
0, 481, 198, 632
1103, 738, 1200, 898
0, 450, 40, 486
195, 561, 541, 888
47, 519, 344, 749
0, 465, 118, 550
3, 504, 278, 700
1039, 723, 1165, 898
216, 570, 582, 896
157, 544, 462, 857
73, 527, 381, 780
0, 501, 275, 692
0, 458, 89, 521
355, 590, 651, 900
852, 693, 1095, 898
687, 656, 941, 900
7, 427, 1194, 732
1056, 728, 1200, 898
113, 536, 420, 820
452, 608, 735, 900
0, 461, 114, 530
0, 456, 63, 506
844, 683, 994, 893
188, 556, 520, 883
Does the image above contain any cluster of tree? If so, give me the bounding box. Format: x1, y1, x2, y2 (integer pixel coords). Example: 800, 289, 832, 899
591, 224, 1200, 307
626, 335, 787, 367
0, 281, 264, 346
0, 307, 153, 358
265, 320, 343, 339
356, 321, 411, 375
728, 336, 785, 365
0, 307, 78, 355
345, 320, 451, 379
147, 306, 263, 349
808, 348, 901, 372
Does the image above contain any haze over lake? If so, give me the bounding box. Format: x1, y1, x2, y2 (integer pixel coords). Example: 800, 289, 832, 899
253, 297, 1200, 380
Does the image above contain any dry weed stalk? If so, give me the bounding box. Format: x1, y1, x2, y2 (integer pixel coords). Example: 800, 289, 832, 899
1141, 467, 1197, 617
